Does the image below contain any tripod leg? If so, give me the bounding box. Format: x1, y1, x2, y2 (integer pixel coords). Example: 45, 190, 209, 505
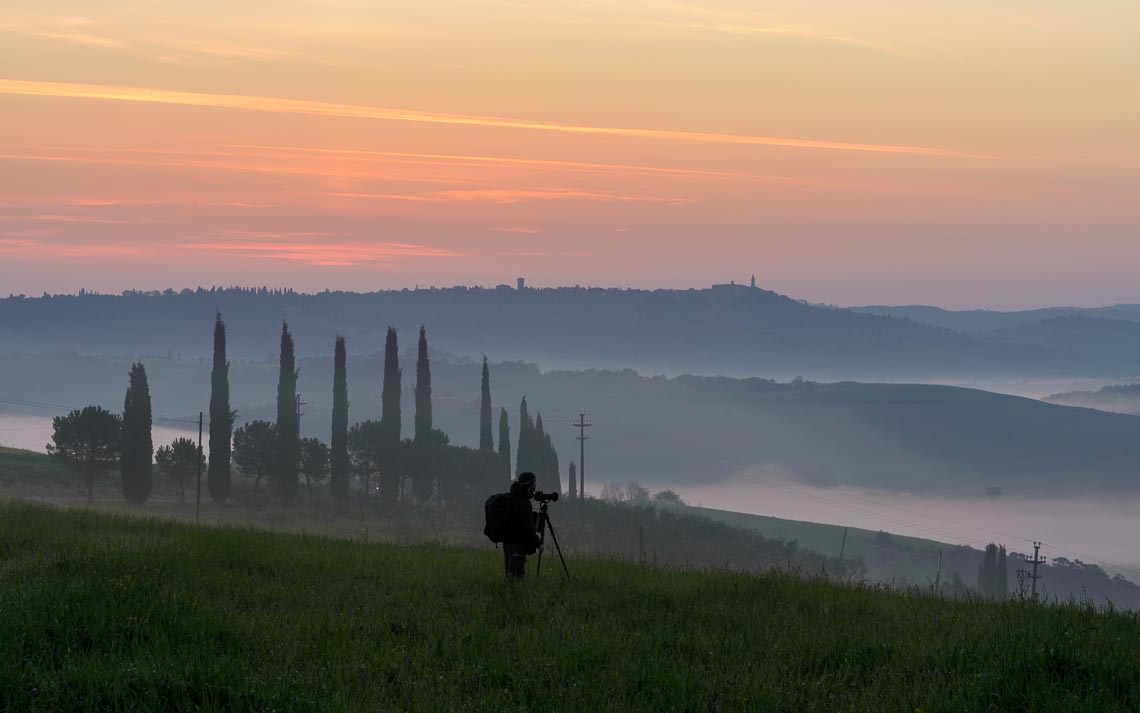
544, 516, 570, 579
535, 514, 547, 577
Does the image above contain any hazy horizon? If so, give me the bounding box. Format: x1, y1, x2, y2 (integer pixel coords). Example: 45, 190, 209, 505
3, 0, 1138, 309
8, 280, 1140, 314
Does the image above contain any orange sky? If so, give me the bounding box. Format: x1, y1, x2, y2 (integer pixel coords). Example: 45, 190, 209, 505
1, 1, 1137, 307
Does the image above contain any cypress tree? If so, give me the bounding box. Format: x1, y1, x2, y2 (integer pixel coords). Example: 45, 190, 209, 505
996, 545, 1009, 599
379, 327, 401, 507
498, 407, 511, 479
276, 321, 300, 503
534, 412, 547, 481
516, 397, 531, 475
978, 543, 998, 597
121, 362, 153, 504
207, 311, 233, 502
568, 461, 578, 499
479, 356, 493, 451
414, 325, 432, 444
545, 431, 561, 494
330, 335, 349, 504
381, 327, 401, 437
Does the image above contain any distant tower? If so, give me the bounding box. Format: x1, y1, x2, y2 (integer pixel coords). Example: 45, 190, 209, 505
750, 274, 756, 288
517, 277, 525, 291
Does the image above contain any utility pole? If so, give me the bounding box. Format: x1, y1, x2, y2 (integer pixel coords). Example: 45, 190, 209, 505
295, 393, 307, 421
572, 411, 591, 498
195, 410, 203, 524
1029, 541, 1045, 600
838, 527, 848, 562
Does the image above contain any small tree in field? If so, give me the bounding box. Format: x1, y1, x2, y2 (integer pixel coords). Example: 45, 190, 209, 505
233, 420, 277, 493
652, 489, 686, 509
601, 480, 651, 505
300, 437, 330, 501
48, 405, 121, 502
156, 437, 200, 504
348, 420, 386, 500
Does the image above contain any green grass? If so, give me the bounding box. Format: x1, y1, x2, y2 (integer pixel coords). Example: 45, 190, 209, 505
0, 446, 75, 495
2, 503, 1139, 711
0, 446, 71, 478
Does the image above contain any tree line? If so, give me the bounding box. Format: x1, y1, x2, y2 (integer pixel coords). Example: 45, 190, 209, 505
48, 313, 565, 507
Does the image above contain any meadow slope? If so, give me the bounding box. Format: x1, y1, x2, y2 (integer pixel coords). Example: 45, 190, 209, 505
1, 503, 1138, 711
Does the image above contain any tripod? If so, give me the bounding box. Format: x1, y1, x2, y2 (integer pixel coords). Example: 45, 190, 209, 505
534, 501, 570, 579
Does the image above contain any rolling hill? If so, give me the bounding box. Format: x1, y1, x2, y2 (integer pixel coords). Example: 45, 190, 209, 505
5, 353, 1140, 497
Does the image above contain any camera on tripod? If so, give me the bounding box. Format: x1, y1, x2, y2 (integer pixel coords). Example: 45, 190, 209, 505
532, 490, 559, 503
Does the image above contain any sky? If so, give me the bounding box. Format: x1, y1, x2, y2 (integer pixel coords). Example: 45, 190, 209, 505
1, 0, 1137, 309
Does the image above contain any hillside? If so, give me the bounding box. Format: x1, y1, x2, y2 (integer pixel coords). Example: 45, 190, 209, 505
0, 286, 1105, 379
853, 303, 1140, 333
0, 445, 849, 577
692, 506, 1140, 608
1046, 383, 1140, 416
5, 353, 1140, 496
5, 445, 1137, 609
853, 304, 1140, 377
1, 503, 1138, 711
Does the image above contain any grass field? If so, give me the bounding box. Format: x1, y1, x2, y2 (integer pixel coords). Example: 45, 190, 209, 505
2, 503, 1138, 711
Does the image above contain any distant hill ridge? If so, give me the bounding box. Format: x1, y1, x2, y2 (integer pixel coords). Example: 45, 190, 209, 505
7, 284, 1139, 378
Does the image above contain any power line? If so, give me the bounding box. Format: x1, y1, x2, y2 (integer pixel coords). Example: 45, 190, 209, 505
0, 395, 202, 426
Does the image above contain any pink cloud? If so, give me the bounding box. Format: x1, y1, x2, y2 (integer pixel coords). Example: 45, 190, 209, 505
493, 226, 543, 234
432, 188, 689, 205
29, 214, 160, 225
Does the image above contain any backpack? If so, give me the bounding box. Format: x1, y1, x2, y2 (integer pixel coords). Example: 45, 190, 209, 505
483, 492, 512, 543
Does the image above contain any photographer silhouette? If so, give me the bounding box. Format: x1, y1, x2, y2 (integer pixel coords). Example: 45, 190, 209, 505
486, 472, 542, 578
484, 472, 569, 578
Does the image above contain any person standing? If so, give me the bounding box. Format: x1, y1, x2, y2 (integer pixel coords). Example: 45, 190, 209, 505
502, 472, 541, 578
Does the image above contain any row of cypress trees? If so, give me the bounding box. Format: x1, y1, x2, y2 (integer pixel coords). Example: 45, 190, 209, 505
69, 312, 563, 506
197, 312, 564, 506
515, 397, 562, 493
977, 543, 1009, 598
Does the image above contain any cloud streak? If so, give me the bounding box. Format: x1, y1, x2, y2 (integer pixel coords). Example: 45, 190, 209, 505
0, 79, 983, 158
179, 240, 463, 266
493, 226, 543, 234
228, 143, 829, 184
323, 188, 688, 205
0, 20, 125, 49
